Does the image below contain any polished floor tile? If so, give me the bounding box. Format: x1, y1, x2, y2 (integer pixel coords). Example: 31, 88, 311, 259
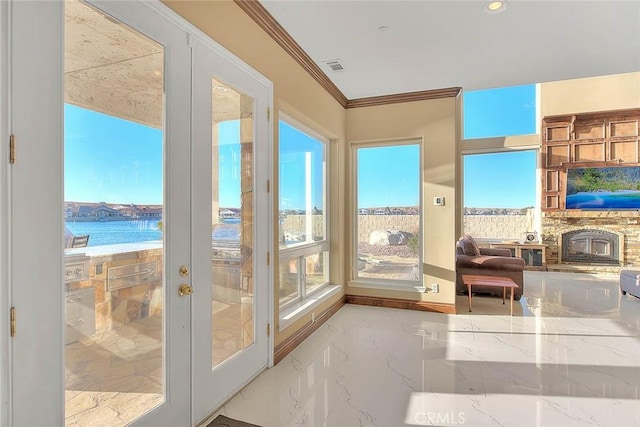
212, 271, 640, 426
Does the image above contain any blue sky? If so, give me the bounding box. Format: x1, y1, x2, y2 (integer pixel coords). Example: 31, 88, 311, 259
65, 104, 163, 205
65, 83, 537, 209
65, 104, 242, 207
279, 121, 324, 211
357, 144, 419, 208
464, 84, 536, 139
464, 150, 536, 208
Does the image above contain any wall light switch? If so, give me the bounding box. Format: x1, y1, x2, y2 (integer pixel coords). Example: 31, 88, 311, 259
434, 196, 445, 206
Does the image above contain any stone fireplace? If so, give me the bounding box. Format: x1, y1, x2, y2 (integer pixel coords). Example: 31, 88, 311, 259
541, 211, 638, 272
561, 229, 620, 265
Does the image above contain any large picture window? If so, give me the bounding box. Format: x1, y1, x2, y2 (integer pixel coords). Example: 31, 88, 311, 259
354, 141, 421, 285
278, 117, 328, 307
463, 150, 537, 241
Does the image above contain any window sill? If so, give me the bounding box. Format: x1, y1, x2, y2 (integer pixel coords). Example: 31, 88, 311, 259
347, 280, 426, 293
279, 284, 342, 332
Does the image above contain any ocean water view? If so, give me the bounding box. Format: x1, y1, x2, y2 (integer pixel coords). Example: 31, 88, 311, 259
65, 219, 242, 247
65, 220, 162, 246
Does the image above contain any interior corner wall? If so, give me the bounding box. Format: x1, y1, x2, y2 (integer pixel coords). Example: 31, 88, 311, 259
540, 72, 640, 117
161, 0, 347, 348
345, 97, 458, 305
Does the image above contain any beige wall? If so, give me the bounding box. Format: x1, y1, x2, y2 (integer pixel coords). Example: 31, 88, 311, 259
346, 97, 459, 305
163, 0, 346, 346
541, 72, 640, 117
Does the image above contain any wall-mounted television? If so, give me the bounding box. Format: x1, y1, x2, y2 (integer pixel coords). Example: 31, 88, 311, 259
566, 166, 640, 209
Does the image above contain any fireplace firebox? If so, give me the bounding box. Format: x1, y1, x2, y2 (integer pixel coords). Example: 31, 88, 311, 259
562, 229, 619, 265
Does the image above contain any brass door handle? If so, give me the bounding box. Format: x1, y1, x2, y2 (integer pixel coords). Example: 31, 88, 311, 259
178, 284, 193, 296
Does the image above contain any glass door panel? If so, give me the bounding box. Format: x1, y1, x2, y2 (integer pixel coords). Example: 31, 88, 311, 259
192, 39, 270, 422
64, 2, 165, 424
211, 78, 255, 367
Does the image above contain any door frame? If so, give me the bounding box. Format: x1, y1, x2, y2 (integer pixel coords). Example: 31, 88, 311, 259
8, 0, 194, 425
1, 0, 10, 424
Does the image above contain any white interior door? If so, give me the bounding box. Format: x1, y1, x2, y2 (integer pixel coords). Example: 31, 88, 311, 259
10, 1, 192, 425
191, 39, 272, 422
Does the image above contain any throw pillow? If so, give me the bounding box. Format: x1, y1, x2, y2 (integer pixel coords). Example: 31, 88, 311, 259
459, 235, 481, 256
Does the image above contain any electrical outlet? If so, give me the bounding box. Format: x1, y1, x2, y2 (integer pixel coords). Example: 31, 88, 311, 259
431, 284, 439, 293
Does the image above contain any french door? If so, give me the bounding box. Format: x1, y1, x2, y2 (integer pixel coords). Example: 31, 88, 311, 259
191, 39, 271, 421
8, 1, 271, 425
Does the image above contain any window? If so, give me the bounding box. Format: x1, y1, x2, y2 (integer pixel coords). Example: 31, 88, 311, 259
462, 83, 539, 242
278, 117, 328, 308
353, 141, 421, 286
464, 84, 536, 139
463, 150, 537, 241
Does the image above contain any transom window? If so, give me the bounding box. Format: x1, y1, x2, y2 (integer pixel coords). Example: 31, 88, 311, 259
464, 84, 537, 139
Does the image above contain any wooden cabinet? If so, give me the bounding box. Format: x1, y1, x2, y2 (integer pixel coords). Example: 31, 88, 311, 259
541, 108, 640, 211
490, 243, 547, 270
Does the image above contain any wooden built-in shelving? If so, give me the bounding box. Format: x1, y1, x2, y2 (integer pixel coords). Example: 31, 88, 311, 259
541, 108, 640, 211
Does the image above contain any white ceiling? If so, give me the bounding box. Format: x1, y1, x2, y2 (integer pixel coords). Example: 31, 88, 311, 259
260, 0, 640, 99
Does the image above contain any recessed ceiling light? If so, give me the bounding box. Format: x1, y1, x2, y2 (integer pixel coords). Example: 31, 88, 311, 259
486, 1, 507, 13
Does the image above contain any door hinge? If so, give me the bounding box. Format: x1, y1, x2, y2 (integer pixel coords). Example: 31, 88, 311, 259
267, 323, 270, 337
267, 251, 270, 266
10, 307, 16, 337
9, 134, 16, 164
267, 107, 270, 121
267, 179, 270, 193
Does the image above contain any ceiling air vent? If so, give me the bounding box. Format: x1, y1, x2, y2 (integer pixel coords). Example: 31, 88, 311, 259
323, 59, 344, 72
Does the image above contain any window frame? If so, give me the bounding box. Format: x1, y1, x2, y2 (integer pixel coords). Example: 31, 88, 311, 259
278, 113, 330, 310
349, 138, 424, 291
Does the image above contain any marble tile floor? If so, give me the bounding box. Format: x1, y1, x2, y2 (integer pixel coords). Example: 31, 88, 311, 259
212, 271, 640, 427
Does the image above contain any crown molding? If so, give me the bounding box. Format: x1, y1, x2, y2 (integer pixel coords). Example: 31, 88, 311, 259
234, 0, 348, 108
234, 0, 461, 109
346, 87, 462, 109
